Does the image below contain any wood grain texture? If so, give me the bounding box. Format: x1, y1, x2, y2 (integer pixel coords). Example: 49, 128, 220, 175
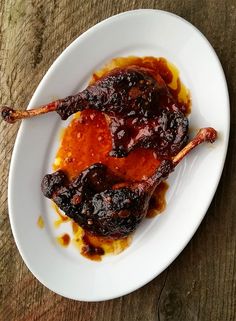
0, 0, 235, 320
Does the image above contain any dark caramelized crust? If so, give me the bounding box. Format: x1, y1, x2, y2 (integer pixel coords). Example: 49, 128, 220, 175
56, 67, 172, 120
41, 170, 67, 198
109, 108, 188, 157
41, 161, 173, 237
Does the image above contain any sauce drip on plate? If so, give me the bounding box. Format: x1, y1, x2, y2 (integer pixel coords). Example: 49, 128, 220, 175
37, 215, 44, 229
57, 233, 71, 247
52, 202, 70, 228
72, 221, 131, 261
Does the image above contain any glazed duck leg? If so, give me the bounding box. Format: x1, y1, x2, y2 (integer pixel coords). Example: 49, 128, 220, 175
1, 67, 173, 123
1, 66, 189, 158
42, 127, 217, 238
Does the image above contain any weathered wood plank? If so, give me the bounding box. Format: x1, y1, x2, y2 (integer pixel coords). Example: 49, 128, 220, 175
0, 1, 235, 320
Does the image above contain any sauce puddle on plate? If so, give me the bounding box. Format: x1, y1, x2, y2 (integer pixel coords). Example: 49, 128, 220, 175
43, 56, 190, 261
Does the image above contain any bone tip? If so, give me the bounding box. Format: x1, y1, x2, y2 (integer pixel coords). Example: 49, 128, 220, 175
198, 127, 217, 143
1, 106, 16, 123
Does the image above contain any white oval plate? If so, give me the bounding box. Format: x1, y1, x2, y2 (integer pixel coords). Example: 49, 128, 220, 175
8, 9, 229, 301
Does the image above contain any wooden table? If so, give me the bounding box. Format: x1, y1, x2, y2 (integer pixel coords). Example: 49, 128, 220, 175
0, 1, 235, 320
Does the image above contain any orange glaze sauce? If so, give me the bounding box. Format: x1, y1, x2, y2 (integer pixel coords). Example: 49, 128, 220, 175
52, 202, 70, 228
57, 233, 71, 247
52, 56, 190, 260
72, 222, 131, 261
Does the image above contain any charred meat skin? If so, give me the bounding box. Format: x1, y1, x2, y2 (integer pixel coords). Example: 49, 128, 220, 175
41, 161, 173, 237
56, 67, 173, 120
109, 108, 188, 157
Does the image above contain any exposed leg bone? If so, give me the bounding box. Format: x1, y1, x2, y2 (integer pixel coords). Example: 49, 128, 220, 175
1, 102, 58, 123
172, 127, 217, 166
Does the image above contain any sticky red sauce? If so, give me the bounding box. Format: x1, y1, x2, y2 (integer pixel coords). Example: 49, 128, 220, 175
52, 56, 190, 260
